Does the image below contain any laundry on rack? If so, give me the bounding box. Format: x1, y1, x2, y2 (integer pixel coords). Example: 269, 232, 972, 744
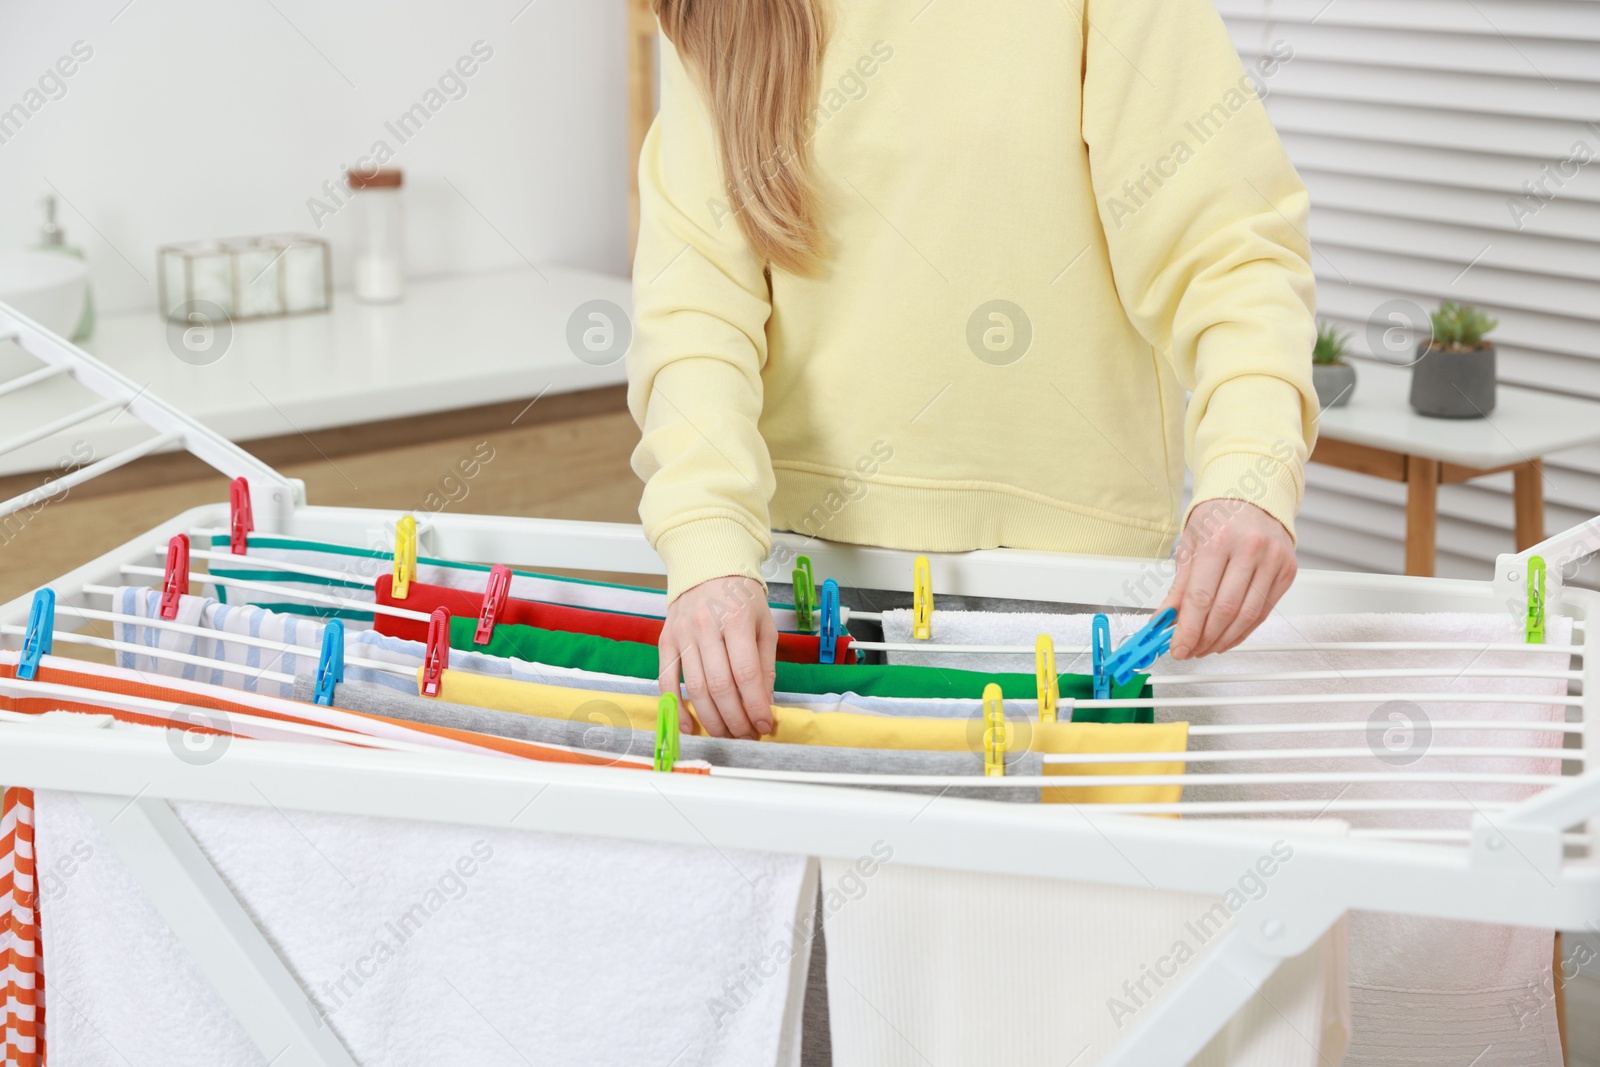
371, 573, 856, 663
112, 590, 1149, 723
427, 670, 1188, 806
296, 676, 1043, 803
0, 652, 675, 773
454, 614, 1151, 702
35, 786, 812, 1067
819, 825, 1351, 1067
201, 531, 807, 630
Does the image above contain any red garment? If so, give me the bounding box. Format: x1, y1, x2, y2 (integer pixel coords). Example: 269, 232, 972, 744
373, 574, 854, 664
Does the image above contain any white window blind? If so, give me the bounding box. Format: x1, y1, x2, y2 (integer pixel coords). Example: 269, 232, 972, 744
1215, 0, 1600, 583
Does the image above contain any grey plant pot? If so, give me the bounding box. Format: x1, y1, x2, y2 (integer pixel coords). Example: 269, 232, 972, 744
1312, 361, 1356, 409
1409, 343, 1496, 419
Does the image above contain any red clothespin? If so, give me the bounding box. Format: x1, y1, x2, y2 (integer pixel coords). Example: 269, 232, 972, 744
160, 534, 190, 620
422, 608, 450, 697
229, 477, 253, 555
474, 564, 511, 646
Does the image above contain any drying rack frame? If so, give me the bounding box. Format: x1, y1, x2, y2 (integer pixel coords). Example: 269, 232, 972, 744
2, 300, 1599, 1067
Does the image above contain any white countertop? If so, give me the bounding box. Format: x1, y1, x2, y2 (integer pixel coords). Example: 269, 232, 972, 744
1317, 360, 1600, 469
0, 265, 631, 477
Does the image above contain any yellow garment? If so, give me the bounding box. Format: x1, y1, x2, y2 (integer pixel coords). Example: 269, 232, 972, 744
629, 0, 1317, 600
427, 669, 1188, 806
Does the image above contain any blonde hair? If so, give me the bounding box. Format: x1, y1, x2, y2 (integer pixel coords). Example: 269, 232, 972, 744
653, 0, 828, 274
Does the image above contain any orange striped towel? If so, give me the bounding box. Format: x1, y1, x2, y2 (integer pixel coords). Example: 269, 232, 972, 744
2, 787, 41, 1067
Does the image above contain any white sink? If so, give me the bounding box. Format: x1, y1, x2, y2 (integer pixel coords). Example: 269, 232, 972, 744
0, 249, 90, 338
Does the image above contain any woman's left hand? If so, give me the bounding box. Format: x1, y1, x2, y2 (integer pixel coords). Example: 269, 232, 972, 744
1160, 499, 1297, 659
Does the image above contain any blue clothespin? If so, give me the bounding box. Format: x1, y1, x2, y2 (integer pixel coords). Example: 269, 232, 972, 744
1091, 613, 1111, 700
18, 588, 55, 681
819, 579, 841, 664
1105, 607, 1176, 686
313, 620, 345, 707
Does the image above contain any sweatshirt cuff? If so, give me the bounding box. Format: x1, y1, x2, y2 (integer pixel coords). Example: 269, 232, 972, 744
1185, 451, 1304, 544
654, 516, 771, 603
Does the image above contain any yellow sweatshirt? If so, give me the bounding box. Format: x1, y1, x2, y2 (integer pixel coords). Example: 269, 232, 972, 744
629, 0, 1317, 601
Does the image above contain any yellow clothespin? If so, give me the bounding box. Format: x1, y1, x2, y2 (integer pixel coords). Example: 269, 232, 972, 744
393, 515, 417, 600
1035, 634, 1059, 724
912, 556, 933, 640
982, 683, 1008, 777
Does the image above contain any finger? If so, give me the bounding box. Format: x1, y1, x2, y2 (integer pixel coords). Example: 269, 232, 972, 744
696, 623, 759, 740
679, 643, 728, 738
1171, 541, 1228, 660
657, 633, 695, 733
725, 626, 774, 736
1196, 555, 1265, 658
1209, 548, 1298, 657
756, 606, 779, 693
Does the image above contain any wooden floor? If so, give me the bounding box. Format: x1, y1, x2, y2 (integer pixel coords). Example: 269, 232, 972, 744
0, 386, 655, 605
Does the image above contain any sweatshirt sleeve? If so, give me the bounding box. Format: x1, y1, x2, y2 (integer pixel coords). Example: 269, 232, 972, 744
627, 36, 776, 602
1081, 0, 1318, 540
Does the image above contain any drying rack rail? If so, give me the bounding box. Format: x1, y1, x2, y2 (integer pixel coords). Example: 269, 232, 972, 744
2, 299, 1599, 1067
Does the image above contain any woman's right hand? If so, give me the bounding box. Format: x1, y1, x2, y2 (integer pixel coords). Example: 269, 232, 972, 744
657, 576, 777, 739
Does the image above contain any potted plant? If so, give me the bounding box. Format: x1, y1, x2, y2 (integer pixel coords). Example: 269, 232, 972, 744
1311, 321, 1356, 409
1410, 301, 1499, 418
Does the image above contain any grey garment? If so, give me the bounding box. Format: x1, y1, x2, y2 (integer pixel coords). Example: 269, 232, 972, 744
294, 676, 1041, 803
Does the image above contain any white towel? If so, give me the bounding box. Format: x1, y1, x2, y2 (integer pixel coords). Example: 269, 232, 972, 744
821, 824, 1350, 1067
37, 786, 812, 1066
883, 607, 1571, 1065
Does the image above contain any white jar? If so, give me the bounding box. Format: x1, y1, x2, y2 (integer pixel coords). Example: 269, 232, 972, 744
348, 167, 404, 303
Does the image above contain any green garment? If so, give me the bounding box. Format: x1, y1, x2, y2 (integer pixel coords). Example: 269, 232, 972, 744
451, 616, 1152, 722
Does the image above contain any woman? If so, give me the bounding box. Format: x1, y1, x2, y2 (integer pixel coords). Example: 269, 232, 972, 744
629, 0, 1315, 740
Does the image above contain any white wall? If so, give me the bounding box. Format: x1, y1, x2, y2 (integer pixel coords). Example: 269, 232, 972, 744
0, 0, 631, 317
1216, 0, 1600, 583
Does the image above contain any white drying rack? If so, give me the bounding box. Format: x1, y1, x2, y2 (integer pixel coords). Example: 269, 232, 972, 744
1, 300, 1599, 1067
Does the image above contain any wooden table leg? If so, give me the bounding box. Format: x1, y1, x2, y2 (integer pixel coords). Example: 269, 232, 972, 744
1405, 455, 1439, 577
1515, 459, 1546, 551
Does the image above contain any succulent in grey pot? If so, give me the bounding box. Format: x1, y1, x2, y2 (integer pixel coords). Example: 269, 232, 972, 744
1410, 301, 1498, 419
1311, 321, 1356, 409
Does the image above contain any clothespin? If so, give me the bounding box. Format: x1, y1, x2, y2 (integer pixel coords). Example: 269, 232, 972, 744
422, 608, 450, 697
228, 477, 253, 555
1091, 614, 1111, 701
160, 533, 190, 621
1526, 556, 1546, 645
792, 555, 817, 632
1106, 607, 1176, 686
655, 694, 680, 772
819, 579, 841, 664
1035, 633, 1058, 724
474, 564, 511, 646
912, 556, 933, 640
313, 620, 345, 707
982, 683, 1008, 777
18, 588, 55, 681
392, 515, 417, 600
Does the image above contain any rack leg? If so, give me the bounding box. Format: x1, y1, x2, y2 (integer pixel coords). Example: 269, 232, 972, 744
1098, 920, 1330, 1067
80, 793, 358, 1067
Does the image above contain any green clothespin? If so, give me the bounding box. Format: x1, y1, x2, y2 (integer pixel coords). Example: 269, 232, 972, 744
1526, 556, 1546, 645
655, 694, 680, 772
792, 555, 817, 632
